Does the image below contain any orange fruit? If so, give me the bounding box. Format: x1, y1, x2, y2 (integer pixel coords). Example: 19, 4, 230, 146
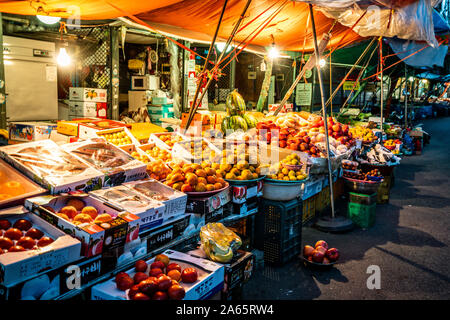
186, 174, 198, 186
197, 177, 207, 185
206, 176, 217, 184
214, 183, 223, 190
205, 184, 215, 191
181, 184, 193, 193
195, 183, 207, 192
195, 169, 207, 178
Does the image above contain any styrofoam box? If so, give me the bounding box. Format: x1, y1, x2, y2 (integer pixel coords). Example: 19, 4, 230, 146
91, 249, 224, 300
69, 87, 107, 103
68, 101, 107, 119
0, 206, 81, 286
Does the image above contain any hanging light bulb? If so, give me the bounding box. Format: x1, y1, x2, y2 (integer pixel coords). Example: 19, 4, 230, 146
216, 42, 232, 53
319, 58, 326, 68
268, 45, 279, 59
36, 15, 61, 25
57, 47, 71, 66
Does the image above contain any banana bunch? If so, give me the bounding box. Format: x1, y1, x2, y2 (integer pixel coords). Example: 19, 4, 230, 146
200, 223, 242, 263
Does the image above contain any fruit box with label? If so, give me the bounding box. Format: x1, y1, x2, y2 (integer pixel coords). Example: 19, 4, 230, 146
0, 140, 104, 195
90, 250, 224, 300
101, 236, 148, 273
148, 131, 187, 151
123, 179, 187, 222
24, 194, 140, 257
186, 248, 254, 300
187, 205, 230, 235
56, 118, 101, 137
89, 185, 165, 234
69, 87, 108, 103
231, 181, 263, 204
78, 121, 134, 141
61, 139, 148, 188
0, 206, 81, 287
8, 122, 57, 142
185, 187, 231, 215
0, 255, 101, 300
268, 103, 294, 113
68, 101, 108, 119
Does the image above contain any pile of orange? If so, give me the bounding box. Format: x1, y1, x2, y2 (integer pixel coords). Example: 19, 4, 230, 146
159, 134, 183, 148
164, 162, 227, 193
144, 146, 172, 162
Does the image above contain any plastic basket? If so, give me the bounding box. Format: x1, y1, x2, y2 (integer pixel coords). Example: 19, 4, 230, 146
349, 192, 377, 205
260, 198, 303, 265
348, 202, 376, 229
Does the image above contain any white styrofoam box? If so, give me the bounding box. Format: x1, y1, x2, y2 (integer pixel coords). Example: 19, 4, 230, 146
69, 87, 107, 103
91, 250, 224, 300
8, 122, 57, 142
0, 206, 81, 286
68, 101, 107, 119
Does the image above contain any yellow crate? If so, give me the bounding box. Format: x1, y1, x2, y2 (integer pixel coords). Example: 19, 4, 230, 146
316, 186, 331, 213
302, 195, 316, 224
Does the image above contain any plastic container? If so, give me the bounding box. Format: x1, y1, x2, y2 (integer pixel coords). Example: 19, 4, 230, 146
349, 192, 377, 205
348, 202, 376, 229
262, 179, 303, 201
343, 177, 382, 195
260, 199, 303, 265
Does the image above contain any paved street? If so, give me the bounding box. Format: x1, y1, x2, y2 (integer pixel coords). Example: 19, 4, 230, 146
243, 117, 450, 300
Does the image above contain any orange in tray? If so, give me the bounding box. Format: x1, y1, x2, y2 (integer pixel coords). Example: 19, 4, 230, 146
159, 134, 183, 148
147, 160, 172, 181
145, 146, 172, 162
164, 162, 226, 192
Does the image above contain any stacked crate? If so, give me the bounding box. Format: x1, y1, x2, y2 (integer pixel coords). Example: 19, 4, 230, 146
348, 192, 377, 229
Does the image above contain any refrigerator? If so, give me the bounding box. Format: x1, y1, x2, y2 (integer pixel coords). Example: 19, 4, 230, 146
3, 36, 58, 122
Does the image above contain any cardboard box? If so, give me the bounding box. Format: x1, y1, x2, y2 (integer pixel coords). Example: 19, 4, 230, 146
124, 180, 187, 221
100, 236, 148, 272
0, 255, 101, 300
185, 187, 231, 214
181, 112, 212, 128
56, 118, 100, 137
231, 181, 263, 204
69, 87, 108, 103
24, 194, 140, 257
91, 249, 224, 300
61, 139, 147, 188
68, 101, 107, 119
78, 122, 134, 141
0, 206, 82, 286
89, 185, 166, 234
0, 140, 104, 194
232, 197, 259, 216
8, 122, 57, 142
301, 177, 323, 200
268, 103, 294, 113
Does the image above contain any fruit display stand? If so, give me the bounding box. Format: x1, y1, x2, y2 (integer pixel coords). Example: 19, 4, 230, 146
0, 158, 47, 209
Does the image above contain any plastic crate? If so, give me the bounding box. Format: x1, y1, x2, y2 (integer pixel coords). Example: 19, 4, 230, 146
314, 187, 329, 214
260, 199, 303, 265
377, 176, 392, 204
348, 202, 376, 229
303, 195, 317, 223
349, 192, 377, 205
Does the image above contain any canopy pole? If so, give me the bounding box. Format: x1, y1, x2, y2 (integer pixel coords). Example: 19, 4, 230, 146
379, 37, 384, 141
185, 0, 252, 132
330, 52, 332, 117
404, 64, 408, 129
310, 4, 353, 233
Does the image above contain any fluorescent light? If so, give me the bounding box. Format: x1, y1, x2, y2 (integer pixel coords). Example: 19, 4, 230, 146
319, 58, 326, 68
268, 46, 279, 59
36, 15, 61, 25
57, 47, 71, 66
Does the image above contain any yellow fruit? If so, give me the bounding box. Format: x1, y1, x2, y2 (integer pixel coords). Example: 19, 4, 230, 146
282, 168, 289, 175
206, 184, 215, 191
225, 173, 236, 180
195, 183, 207, 192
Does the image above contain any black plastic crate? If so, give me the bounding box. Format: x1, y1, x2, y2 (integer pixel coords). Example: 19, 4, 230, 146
259, 198, 303, 265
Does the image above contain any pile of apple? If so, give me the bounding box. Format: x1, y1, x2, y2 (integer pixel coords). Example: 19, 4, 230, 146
115, 254, 198, 300
303, 240, 339, 265
256, 120, 281, 144
0, 218, 54, 254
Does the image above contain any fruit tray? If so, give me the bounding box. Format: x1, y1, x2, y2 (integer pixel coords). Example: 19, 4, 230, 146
0, 158, 47, 209
183, 182, 230, 198
91, 250, 225, 300
225, 175, 266, 186
148, 132, 187, 151
0, 206, 81, 286
138, 143, 187, 169
94, 127, 141, 151
24, 194, 140, 257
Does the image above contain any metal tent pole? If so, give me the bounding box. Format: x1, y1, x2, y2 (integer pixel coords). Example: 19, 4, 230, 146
310, 4, 353, 233
379, 37, 384, 141
404, 64, 408, 129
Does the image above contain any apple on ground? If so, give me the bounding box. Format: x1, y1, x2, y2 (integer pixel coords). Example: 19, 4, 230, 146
315, 240, 328, 250
326, 248, 340, 262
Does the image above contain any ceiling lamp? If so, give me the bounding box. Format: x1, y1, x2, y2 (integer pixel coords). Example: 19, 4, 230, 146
319, 58, 326, 68
36, 15, 61, 25
57, 47, 71, 66
268, 45, 279, 59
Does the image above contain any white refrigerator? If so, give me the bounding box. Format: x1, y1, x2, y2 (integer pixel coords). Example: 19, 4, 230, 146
3, 35, 58, 122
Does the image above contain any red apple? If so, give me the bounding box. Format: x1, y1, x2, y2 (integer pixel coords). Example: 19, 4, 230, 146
37, 236, 54, 247
116, 275, 134, 291
326, 248, 340, 262
5, 228, 22, 241
0, 219, 11, 230
17, 237, 36, 250
25, 228, 44, 240
138, 277, 158, 296
316, 246, 327, 255
156, 274, 172, 291
322, 257, 331, 265
332, 124, 341, 132
133, 272, 148, 284
152, 291, 168, 300
128, 285, 140, 300
8, 245, 26, 252
307, 256, 313, 262
315, 240, 328, 250
311, 250, 325, 263
132, 292, 151, 300
181, 268, 198, 283
0, 237, 14, 250
168, 284, 186, 300
115, 272, 129, 283
134, 260, 147, 273
303, 245, 315, 257
167, 269, 181, 282
150, 261, 166, 271
13, 219, 32, 231
149, 268, 163, 278
166, 263, 182, 273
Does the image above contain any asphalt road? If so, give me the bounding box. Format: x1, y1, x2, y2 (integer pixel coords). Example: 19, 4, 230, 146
243, 117, 450, 300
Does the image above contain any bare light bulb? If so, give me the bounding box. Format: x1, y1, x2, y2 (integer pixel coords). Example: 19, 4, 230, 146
36, 15, 61, 25
57, 47, 71, 66
268, 46, 279, 59
319, 58, 326, 68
